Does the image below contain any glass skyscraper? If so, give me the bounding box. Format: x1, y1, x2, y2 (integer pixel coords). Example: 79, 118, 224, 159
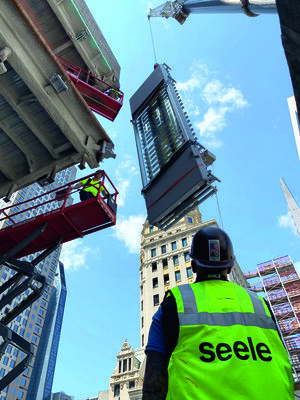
0, 167, 76, 399
27, 261, 67, 400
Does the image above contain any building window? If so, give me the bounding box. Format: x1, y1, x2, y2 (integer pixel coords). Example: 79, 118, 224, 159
123, 359, 127, 372
149, 226, 154, 233
151, 248, 156, 258
164, 274, 170, 285
119, 361, 121, 374
153, 294, 159, 306
175, 270, 181, 282
161, 245, 166, 254
3, 357, 8, 365
186, 267, 193, 278
152, 262, 157, 272
162, 259, 168, 268
17, 391, 23, 398
182, 238, 188, 247
187, 217, 193, 223
142, 335, 144, 347
141, 317, 144, 328
173, 255, 179, 266
171, 241, 177, 251
141, 285, 143, 295
129, 381, 135, 389
141, 301, 143, 311
153, 277, 158, 288
184, 252, 190, 262
114, 384, 120, 397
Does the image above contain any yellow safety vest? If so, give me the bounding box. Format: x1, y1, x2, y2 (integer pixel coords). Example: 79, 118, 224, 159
80, 178, 104, 196
166, 281, 294, 400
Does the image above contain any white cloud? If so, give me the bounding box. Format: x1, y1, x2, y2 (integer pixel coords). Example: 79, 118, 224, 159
60, 240, 95, 272
195, 107, 228, 139
113, 215, 145, 254
177, 62, 208, 93
202, 80, 248, 109
114, 155, 139, 207
278, 211, 298, 236
176, 60, 248, 149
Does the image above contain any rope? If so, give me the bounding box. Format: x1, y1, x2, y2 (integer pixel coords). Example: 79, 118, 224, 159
148, 17, 157, 64
215, 191, 224, 230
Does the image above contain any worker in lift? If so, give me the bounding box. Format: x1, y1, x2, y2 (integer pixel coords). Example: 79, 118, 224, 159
142, 226, 294, 400
73, 170, 107, 201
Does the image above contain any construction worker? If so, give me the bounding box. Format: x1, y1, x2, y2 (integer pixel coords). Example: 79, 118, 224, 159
142, 226, 294, 400
73, 170, 107, 201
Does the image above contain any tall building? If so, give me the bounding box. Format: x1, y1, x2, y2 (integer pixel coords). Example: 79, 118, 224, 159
244, 255, 300, 381
108, 339, 144, 400
26, 262, 68, 400
287, 96, 300, 161
51, 393, 73, 400
140, 208, 247, 348
280, 178, 300, 237
0, 167, 76, 399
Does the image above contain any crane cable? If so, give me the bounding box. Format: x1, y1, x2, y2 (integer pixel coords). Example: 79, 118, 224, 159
148, 17, 158, 64
215, 191, 224, 230
211, 164, 224, 229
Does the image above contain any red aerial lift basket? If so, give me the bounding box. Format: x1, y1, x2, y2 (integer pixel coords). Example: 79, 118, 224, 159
0, 171, 118, 259
57, 56, 124, 121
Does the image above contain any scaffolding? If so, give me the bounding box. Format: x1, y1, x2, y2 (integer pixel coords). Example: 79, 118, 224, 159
244, 255, 300, 382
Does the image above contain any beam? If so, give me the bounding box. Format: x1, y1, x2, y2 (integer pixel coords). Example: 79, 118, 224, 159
0, 119, 39, 173
0, 74, 59, 159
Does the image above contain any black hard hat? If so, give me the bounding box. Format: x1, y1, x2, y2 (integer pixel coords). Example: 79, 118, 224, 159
189, 226, 235, 269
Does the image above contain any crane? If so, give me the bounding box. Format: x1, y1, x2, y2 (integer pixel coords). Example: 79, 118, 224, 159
148, 0, 300, 123
148, 0, 277, 24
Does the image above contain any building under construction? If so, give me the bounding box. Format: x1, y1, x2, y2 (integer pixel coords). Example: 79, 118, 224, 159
244, 255, 300, 382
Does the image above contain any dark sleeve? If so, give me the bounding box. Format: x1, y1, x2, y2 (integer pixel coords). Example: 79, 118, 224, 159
145, 306, 167, 355
161, 291, 179, 359
142, 350, 169, 400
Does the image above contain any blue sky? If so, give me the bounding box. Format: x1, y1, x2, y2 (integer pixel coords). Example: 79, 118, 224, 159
52, 1, 300, 398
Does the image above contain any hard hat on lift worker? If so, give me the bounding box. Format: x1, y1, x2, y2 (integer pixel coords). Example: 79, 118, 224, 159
189, 226, 235, 269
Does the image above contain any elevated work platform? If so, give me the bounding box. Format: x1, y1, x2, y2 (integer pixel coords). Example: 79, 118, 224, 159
59, 57, 124, 121
0, 171, 118, 259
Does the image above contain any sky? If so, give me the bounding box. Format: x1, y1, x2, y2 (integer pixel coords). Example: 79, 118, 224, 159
52, 1, 300, 398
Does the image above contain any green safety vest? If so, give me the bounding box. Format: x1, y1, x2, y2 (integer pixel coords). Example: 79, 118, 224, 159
80, 178, 104, 196
166, 281, 294, 400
